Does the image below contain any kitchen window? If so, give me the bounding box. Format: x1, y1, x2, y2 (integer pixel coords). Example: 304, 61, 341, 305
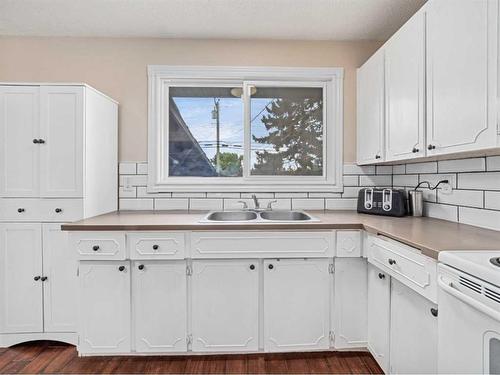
148, 66, 343, 192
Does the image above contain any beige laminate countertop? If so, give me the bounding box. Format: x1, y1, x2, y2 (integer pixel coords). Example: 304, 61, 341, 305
61, 210, 500, 259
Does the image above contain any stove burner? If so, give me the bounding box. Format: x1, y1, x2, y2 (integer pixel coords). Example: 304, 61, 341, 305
490, 257, 500, 267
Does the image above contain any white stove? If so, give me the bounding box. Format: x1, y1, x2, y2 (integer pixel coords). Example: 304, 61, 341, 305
438, 251, 500, 374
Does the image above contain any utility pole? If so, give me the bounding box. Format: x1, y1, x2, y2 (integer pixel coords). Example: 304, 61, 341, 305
212, 98, 221, 175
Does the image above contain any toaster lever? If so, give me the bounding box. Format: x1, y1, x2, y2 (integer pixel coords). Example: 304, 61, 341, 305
382, 189, 393, 211
364, 188, 374, 210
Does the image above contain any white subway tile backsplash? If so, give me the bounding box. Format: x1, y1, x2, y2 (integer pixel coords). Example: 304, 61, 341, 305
119, 175, 147, 187
207, 192, 241, 199
393, 165, 406, 174
437, 189, 483, 208
308, 192, 342, 198
438, 158, 485, 173
486, 156, 500, 171
155, 198, 189, 210
343, 164, 375, 175
393, 174, 419, 187
423, 202, 458, 222
292, 199, 325, 210
137, 187, 172, 198
485, 191, 500, 211
459, 207, 500, 231
343, 175, 359, 186
342, 187, 362, 198
406, 162, 437, 174
137, 162, 148, 175
241, 193, 275, 198
326, 198, 357, 210
119, 162, 136, 175
376, 166, 393, 175
119, 186, 136, 198
359, 175, 391, 187
458, 172, 500, 191
419, 174, 457, 189
275, 192, 308, 198
189, 199, 223, 211
172, 192, 206, 198
119, 198, 153, 210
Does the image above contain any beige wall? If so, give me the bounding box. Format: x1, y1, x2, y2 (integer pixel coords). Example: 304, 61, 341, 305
0, 37, 381, 162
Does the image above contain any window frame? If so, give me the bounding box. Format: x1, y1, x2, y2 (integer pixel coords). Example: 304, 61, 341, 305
148, 65, 344, 192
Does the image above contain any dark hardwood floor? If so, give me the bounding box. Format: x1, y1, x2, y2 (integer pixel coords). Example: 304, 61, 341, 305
0, 341, 383, 374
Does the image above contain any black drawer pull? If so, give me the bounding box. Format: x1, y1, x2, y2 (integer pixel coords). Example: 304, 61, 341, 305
378, 273, 385, 279
118, 266, 125, 272
388, 259, 397, 265
41, 276, 48, 281
249, 264, 255, 270
430, 308, 438, 317
55, 208, 62, 213
138, 264, 145, 270
152, 244, 159, 250
34, 276, 41, 281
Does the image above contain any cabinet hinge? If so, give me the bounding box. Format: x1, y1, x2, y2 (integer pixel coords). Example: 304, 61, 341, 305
328, 264, 335, 274
187, 334, 193, 346
329, 331, 335, 344
186, 265, 193, 276
76, 267, 79, 277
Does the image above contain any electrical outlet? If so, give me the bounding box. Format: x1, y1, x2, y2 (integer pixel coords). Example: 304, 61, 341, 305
441, 183, 452, 194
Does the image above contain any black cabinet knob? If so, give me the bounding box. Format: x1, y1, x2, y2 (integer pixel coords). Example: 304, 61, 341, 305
152, 244, 159, 250
138, 264, 145, 270
388, 259, 396, 265
34, 276, 41, 281
268, 264, 274, 270
430, 308, 438, 317
55, 208, 62, 213
427, 144, 436, 150
33, 139, 39, 144
412, 147, 419, 153
17, 208, 25, 213
38, 139, 45, 144
375, 154, 381, 159
41, 276, 47, 281
92, 245, 100, 251
378, 273, 385, 279
249, 264, 255, 270
118, 266, 125, 272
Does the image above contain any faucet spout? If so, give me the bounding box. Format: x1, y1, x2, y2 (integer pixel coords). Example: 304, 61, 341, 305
251, 194, 260, 210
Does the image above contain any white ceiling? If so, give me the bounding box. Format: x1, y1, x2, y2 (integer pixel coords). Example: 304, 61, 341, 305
0, 0, 426, 41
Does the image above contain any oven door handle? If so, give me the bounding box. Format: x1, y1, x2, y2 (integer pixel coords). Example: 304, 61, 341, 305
438, 275, 500, 322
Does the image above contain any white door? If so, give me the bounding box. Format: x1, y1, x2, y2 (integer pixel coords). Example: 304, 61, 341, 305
191, 260, 259, 352
0, 223, 43, 333
0, 86, 40, 197
133, 261, 187, 353
334, 257, 367, 349
42, 223, 77, 332
357, 49, 385, 164
79, 261, 131, 354
39, 86, 83, 197
367, 264, 391, 373
390, 279, 438, 374
426, 0, 498, 155
384, 12, 425, 161
264, 258, 330, 352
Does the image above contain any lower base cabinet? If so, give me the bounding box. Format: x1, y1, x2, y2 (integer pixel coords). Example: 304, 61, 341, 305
389, 279, 438, 374
79, 261, 131, 354
133, 261, 187, 353
191, 259, 259, 352
263, 258, 331, 352
334, 257, 368, 349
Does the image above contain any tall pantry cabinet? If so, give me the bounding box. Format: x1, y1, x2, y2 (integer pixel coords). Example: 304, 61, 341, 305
0, 84, 118, 347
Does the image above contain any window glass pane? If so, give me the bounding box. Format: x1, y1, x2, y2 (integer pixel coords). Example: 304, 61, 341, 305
250, 87, 323, 176
169, 87, 244, 177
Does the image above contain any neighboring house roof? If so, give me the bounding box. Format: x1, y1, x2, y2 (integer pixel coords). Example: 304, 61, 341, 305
168, 98, 217, 177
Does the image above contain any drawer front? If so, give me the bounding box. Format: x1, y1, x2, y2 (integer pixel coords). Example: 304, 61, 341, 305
336, 230, 362, 257
0, 199, 41, 221
191, 231, 334, 259
128, 232, 186, 259
368, 237, 437, 303
71, 232, 126, 260
39, 199, 83, 222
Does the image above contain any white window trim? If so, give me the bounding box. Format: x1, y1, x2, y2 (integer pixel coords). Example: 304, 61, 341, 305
147, 65, 344, 192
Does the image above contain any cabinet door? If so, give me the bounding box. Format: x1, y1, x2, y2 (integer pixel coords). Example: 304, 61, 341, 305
367, 264, 391, 374
39, 86, 83, 197
0, 223, 43, 333
0, 86, 40, 197
426, 0, 498, 155
385, 12, 425, 161
357, 49, 385, 164
334, 258, 367, 349
390, 279, 438, 374
264, 259, 330, 352
42, 223, 77, 332
79, 261, 131, 354
191, 260, 259, 352
133, 261, 187, 353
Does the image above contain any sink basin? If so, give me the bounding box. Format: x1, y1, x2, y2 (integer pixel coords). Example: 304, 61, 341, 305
205, 211, 258, 221
260, 210, 313, 221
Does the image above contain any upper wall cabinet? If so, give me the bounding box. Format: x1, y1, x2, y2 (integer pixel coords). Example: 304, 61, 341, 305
426, 0, 499, 155
384, 11, 425, 162
357, 50, 385, 165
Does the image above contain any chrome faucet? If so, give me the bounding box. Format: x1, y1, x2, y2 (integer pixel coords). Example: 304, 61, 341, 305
251, 194, 260, 210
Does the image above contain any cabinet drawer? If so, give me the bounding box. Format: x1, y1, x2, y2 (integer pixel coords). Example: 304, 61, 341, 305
0, 199, 41, 221
368, 236, 437, 303
71, 232, 126, 260
0, 198, 83, 222
128, 232, 186, 260
191, 231, 334, 259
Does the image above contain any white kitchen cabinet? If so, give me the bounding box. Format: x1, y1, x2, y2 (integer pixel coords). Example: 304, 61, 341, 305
191, 259, 259, 352
384, 11, 425, 162
263, 258, 331, 352
0, 223, 43, 333
357, 49, 385, 164
79, 261, 131, 354
390, 279, 438, 374
426, 0, 498, 155
42, 224, 77, 332
133, 261, 187, 353
0, 86, 40, 197
39, 86, 83, 197
336, 230, 361, 257
367, 264, 391, 374
333, 257, 367, 349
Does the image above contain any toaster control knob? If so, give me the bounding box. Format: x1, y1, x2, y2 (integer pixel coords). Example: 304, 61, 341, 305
365, 203, 372, 209
384, 204, 390, 210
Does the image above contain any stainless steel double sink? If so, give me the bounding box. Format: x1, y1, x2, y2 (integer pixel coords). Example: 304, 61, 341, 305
200, 210, 318, 223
